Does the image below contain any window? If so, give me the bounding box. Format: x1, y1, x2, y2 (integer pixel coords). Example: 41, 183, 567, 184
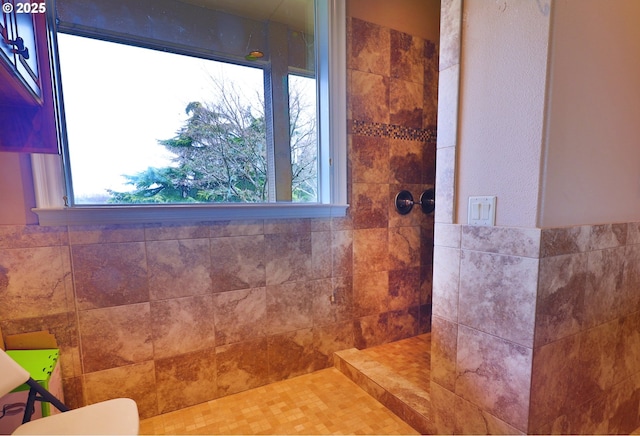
32, 0, 346, 225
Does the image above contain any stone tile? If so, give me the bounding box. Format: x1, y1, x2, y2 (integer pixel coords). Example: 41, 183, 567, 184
540, 225, 591, 257
434, 223, 461, 248
390, 29, 424, 84
331, 229, 353, 278
456, 326, 532, 431
213, 287, 266, 346
311, 230, 332, 279
210, 235, 265, 292
388, 267, 420, 311
386, 309, 419, 342
267, 328, 318, 383
155, 348, 217, 414
353, 313, 391, 349
607, 372, 640, 434
535, 253, 589, 346
68, 224, 145, 245
208, 220, 264, 237
150, 295, 216, 359
264, 218, 310, 235
623, 245, 640, 316
613, 312, 640, 385
144, 222, 209, 241
588, 223, 627, 250
430, 315, 457, 391
0, 224, 67, 249
353, 228, 388, 274
312, 321, 354, 367
430, 381, 456, 434
459, 251, 538, 347
461, 225, 541, 258
353, 271, 389, 317
0, 245, 73, 319
350, 135, 389, 184
423, 40, 439, 128
351, 183, 389, 229
431, 246, 460, 322
439, 0, 462, 71
84, 361, 158, 419
389, 139, 424, 185
266, 281, 313, 335
454, 395, 524, 435
348, 17, 390, 76
435, 67, 459, 150
530, 322, 619, 430
390, 78, 424, 129
349, 70, 390, 124
216, 338, 268, 397
584, 247, 627, 328
312, 277, 353, 326
78, 303, 153, 373
72, 242, 149, 310
434, 145, 456, 223
626, 221, 640, 245
388, 226, 421, 270
264, 232, 311, 285
147, 238, 212, 300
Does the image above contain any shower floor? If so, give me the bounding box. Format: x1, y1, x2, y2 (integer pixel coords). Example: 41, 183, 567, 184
139, 333, 431, 435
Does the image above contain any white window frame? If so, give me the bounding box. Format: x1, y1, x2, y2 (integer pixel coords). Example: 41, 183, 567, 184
32, 0, 347, 226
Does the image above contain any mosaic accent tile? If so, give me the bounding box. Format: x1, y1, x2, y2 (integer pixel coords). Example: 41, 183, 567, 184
350, 119, 436, 142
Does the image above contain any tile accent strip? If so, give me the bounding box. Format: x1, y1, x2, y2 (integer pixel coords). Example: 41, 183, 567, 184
350, 120, 437, 142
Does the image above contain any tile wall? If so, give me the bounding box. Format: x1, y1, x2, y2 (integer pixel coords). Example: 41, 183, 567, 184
430, 222, 640, 434
0, 16, 438, 419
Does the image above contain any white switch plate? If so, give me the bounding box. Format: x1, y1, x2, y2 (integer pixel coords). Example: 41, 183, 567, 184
468, 196, 496, 226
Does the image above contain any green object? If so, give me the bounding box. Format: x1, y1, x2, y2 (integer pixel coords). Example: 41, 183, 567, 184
6, 349, 60, 416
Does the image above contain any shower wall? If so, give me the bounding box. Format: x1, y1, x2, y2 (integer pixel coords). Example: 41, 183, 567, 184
0, 6, 439, 420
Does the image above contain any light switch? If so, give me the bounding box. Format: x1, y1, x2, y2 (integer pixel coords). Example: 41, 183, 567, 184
468, 196, 496, 226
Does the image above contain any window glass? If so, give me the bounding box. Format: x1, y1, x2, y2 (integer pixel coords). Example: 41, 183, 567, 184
56, 0, 318, 205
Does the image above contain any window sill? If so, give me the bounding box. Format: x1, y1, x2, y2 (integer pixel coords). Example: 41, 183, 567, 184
32, 203, 349, 226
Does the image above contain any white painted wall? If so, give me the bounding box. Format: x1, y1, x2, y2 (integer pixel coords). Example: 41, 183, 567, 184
456, 0, 551, 228
540, 0, 640, 227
